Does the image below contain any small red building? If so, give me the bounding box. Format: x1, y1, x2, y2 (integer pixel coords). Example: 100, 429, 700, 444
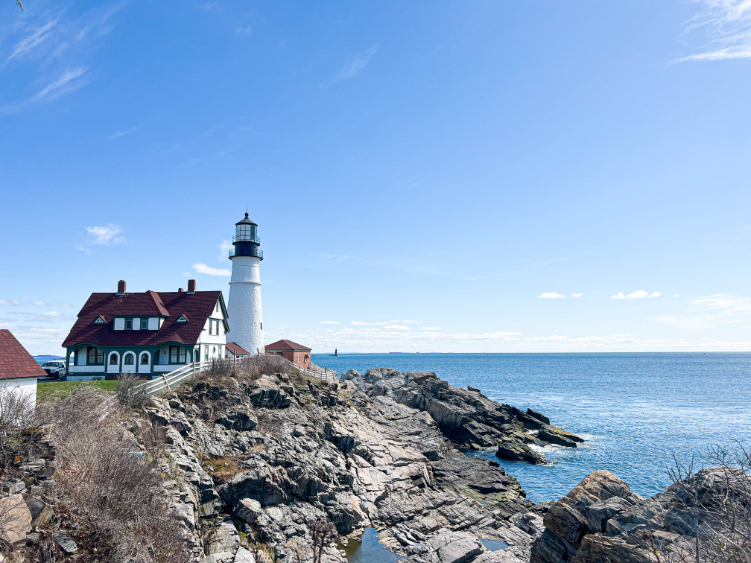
265, 339, 312, 369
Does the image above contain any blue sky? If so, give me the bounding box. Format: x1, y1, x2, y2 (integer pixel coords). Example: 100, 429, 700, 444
1, 0, 751, 354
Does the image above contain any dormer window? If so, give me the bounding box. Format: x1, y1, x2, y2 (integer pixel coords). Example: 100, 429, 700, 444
93, 316, 106, 324
114, 318, 125, 330
141, 318, 148, 330
125, 319, 132, 330
176, 315, 189, 323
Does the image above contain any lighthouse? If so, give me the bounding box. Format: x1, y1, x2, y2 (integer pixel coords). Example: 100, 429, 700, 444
227, 213, 264, 355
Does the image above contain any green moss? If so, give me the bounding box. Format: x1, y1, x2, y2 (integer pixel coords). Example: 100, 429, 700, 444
37, 380, 116, 402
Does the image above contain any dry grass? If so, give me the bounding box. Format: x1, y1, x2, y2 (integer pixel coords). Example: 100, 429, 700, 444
201, 455, 243, 485
36, 385, 189, 563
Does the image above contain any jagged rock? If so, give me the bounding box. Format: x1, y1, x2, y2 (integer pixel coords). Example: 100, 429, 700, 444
53, 531, 78, 554
24, 496, 53, 527
147, 368, 577, 563
526, 409, 550, 425
0, 495, 31, 544
234, 548, 256, 563
537, 426, 583, 448
496, 442, 546, 465
426, 529, 486, 563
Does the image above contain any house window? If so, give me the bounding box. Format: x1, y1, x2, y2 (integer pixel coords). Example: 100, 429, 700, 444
141, 319, 148, 330
108, 352, 118, 366
140, 353, 149, 365
125, 319, 132, 330
204, 346, 209, 361
169, 347, 186, 364
88, 347, 104, 365
123, 353, 135, 365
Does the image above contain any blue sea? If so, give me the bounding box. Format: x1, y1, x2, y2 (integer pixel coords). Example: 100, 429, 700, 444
312, 353, 751, 503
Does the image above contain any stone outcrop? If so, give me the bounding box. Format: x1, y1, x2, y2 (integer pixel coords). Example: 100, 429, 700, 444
139, 368, 580, 562
530, 467, 749, 563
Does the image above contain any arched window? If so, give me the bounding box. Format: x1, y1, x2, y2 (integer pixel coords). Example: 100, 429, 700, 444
140, 353, 149, 365
108, 352, 118, 365
124, 353, 135, 366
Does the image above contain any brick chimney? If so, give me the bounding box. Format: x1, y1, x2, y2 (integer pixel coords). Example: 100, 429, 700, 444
187, 279, 196, 294
117, 280, 126, 295
178, 288, 184, 293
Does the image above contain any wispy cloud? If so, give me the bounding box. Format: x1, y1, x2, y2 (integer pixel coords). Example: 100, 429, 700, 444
1, 3, 125, 110
652, 293, 751, 329
29, 67, 89, 103
538, 292, 565, 299
317, 321, 341, 325
41, 311, 61, 318
75, 246, 92, 254
333, 44, 378, 81
219, 240, 233, 261
108, 125, 141, 139
571, 293, 583, 298
32, 301, 48, 306
678, 0, 751, 62
7, 19, 59, 63
0, 300, 20, 306
85, 224, 126, 245
193, 263, 231, 276
611, 290, 659, 300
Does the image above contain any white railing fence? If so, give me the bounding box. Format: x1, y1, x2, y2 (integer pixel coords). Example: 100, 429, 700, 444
138, 361, 209, 397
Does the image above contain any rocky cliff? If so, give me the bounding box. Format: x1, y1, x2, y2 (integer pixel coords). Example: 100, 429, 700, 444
144, 367, 584, 563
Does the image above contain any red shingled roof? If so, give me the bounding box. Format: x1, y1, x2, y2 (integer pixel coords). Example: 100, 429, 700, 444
63, 291, 224, 348
265, 339, 311, 351
0, 330, 47, 380
226, 342, 250, 355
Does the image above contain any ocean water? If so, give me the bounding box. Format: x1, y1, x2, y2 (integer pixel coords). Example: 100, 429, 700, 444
312, 353, 751, 503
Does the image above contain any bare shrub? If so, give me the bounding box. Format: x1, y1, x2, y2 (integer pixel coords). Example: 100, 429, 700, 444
0, 386, 37, 475
310, 518, 338, 563
37, 385, 188, 563
652, 448, 751, 563
115, 372, 150, 409
235, 354, 289, 381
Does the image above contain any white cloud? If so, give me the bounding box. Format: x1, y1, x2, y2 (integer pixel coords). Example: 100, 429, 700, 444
193, 263, 231, 277
0, 300, 20, 306
219, 239, 233, 261
54, 302, 73, 307
41, 311, 61, 318
235, 25, 252, 35
317, 321, 341, 325
421, 326, 442, 330
678, 0, 751, 62
610, 292, 626, 300
85, 224, 126, 245
383, 325, 409, 330
7, 19, 59, 62
32, 301, 48, 306
75, 246, 92, 254
333, 44, 378, 81
652, 293, 751, 329
626, 290, 650, 299
29, 67, 89, 103
538, 292, 565, 299
107, 125, 141, 139
673, 294, 680, 298
571, 293, 583, 298
649, 292, 662, 298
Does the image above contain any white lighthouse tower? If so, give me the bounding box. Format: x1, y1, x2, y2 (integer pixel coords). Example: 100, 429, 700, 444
227, 213, 264, 355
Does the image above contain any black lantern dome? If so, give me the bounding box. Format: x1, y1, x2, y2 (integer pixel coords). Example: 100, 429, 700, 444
230, 213, 263, 260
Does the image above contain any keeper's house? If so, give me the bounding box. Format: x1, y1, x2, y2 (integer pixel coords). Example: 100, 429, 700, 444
62, 280, 228, 380
265, 339, 312, 369
0, 329, 46, 410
